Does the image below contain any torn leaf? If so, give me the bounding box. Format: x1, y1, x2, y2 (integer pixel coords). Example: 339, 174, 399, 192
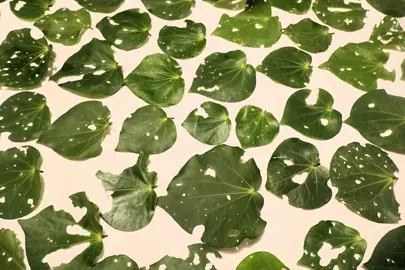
369, 16, 405, 51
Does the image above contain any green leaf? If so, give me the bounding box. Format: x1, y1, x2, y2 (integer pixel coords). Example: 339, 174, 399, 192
345, 90, 405, 154
94, 255, 139, 269
96, 153, 158, 232
269, 0, 311, 14
116, 105, 177, 155
257, 47, 312, 89
96, 9, 151, 51
330, 142, 400, 223
204, 0, 246, 10
0, 92, 51, 142
124, 54, 184, 107
212, 1, 281, 48
75, 0, 124, 13
159, 145, 266, 248
38, 101, 111, 160
10, 0, 54, 21
190, 50, 256, 102
281, 89, 342, 140
366, 0, 405, 18
402, 58, 405, 81
0, 229, 25, 270
235, 105, 279, 149
284, 18, 332, 53
266, 138, 331, 209
298, 220, 367, 269
141, 0, 195, 20
312, 0, 367, 32
236, 252, 289, 270
369, 16, 405, 52
19, 192, 104, 270
320, 42, 395, 91
158, 20, 206, 59
0, 28, 52, 89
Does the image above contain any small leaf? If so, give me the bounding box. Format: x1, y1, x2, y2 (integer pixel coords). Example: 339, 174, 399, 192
97, 9, 151, 51
190, 50, 256, 102
10, 0, 54, 21
366, 0, 405, 17
158, 20, 206, 59
141, 0, 195, 20
0, 229, 26, 270
75, 0, 124, 13
38, 101, 111, 160
281, 89, 342, 140
266, 138, 331, 209
236, 105, 279, 149
125, 53, 184, 107
51, 39, 124, 98
94, 255, 139, 269
159, 145, 266, 248
257, 47, 312, 89
369, 16, 405, 51
116, 105, 177, 155
204, 0, 246, 10
269, 0, 311, 14
236, 252, 289, 270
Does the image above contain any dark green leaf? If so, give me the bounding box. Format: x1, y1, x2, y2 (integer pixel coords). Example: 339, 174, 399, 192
75, 0, 124, 13
141, 0, 195, 20
269, 0, 311, 14
236, 252, 289, 270
0, 229, 25, 270
204, 0, 246, 10
369, 16, 405, 51
366, 0, 405, 18
10, 0, 54, 21
94, 255, 139, 269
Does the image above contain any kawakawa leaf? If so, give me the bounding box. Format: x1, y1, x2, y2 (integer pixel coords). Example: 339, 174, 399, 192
158, 20, 206, 59
0, 229, 25, 270
141, 0, 195, 20
257, 47, 312, 89
269, 0, 311, 14
320, 42, 395, 91
190, 50, 256, 102
284, 18, 332, 53
97, 9, 151, 51
369, 16, 405, 52
236, 105, 279, 149
94, 255, 139, 269
116, 105, 177, 155
51, 39, 124, 98
38, 101, 111, 160
0, 92, 51, 142
366, 0, 405, 18
10, 0, 54, 21
19, 192, 104, 270
331, 142, 400, 223
182, 102, 231, 145
236, 252, 289, 270
298, 220, 367, 269
204, 0, 246, 10
281, 89, 342, 140
75, 0, 124, 13
0, 28, 52, 89
212, 0, 282, 48
96, 152, 158, 232
125, 53, 184, 107
312, 0, 367, 32
346, 90, 405, 154
159, 145, 266, 248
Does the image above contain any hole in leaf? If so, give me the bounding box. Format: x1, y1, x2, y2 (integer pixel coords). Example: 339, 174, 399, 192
195, 107, 209, 118
292, 172, 308, 184
205, 168, 216, 178
318, 242, 345, 266
305, 89, 319, 105
380, 129, 392, 137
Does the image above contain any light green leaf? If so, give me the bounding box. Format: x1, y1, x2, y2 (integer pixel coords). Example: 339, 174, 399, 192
257, 47, 312, 89
236, 105, 279, 149
158, 20, 206, 59
204, 0, 246, 10
159, 145, 266, 248
366, 0, 405, 18
94, 255, 139, 269
281, 89, 342, 140
0, 229, 25, 270
369, 16, 405, 51
38, 101, 111, 160
116, 105, 177, 155
236, 252, 289, 270
125, 53, 184, 107
190, 50, 256, 102
141, 0, 195, 20
269, 0, 311, 14
96, 9, 151, 51
10, 0, 54, 21
75, 0, 124, 13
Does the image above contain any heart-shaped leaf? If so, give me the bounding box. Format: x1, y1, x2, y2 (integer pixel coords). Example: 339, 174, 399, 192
159, 145, 266, 248
141, 0, 195, 20
10, 0, 54, 21
366, 0, 405, 17
269, 0, 311, 14
94, 256, 139, 269
236, 252, 289, 270
369, 16, 405, 52
0, 229, 25, 270
75, 0, 124, 13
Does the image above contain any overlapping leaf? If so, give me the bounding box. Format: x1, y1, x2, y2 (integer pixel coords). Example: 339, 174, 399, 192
366, 0, 405, 17
141, 0, 195, 20
236, 252, 289, 270
10, 0, 54, 21
0, 229, 25, 270
269, 0, 311, 14
75, 0, 124, 13
369, 16, 405, 51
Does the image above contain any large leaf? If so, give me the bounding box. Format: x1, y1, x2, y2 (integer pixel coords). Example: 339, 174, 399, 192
0, 92, 51, 142
182, 102, 231, 145
235, 105, 279, 149
236, 252, 289, 270
159, 145, 266, 248
19, 192, 104, 270
0, 146, 42, 219
94, 255, 139, 269
96, 9, 151, 51
10, 0, 54, 21
51, 39, 124, 98
204, 0, 246, 10
269, 0, 311, 14
257, 47, 312, 89
366, 0, 405, 18
266, 138, 331, 209
281, 89, 342, 140
0, 229, 25, 270
298, 220, 367, 269
38, 101, 111, 160
0, 28, 52, 89
124, 53, 184, 107
75, 0, 124, 13
158, 20, 206, 59
141, 0, 195, 20
190, 50, 256, 102
116, 105, 177, 155
369, 16, 405, 52
96, 153, 158, 232
330, 142, 400, 223
319, 42, 395, 91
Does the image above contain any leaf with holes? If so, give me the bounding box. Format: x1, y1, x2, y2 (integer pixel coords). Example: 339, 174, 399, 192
266, 138, 331, 209
75, 0, 124, 13
94, 255, 139, 269
204, 0, 246, 10
125, 53, 184, 107
369, 16, 405, 52
269, 0, 311, 14
0, 28, 52, 89
366, 0, 405, 18
97, 9, 151, 51
190, 50, 256, 102
116, 105, 176, 155
236, 105, 279, 149
257, 47, 312, 89
0, 229, 25, 270
141, 0, 195, 20
10, 0, 54, 21
159, 145, 266, 248
281, 89, 342, 140
236, 252, 289, 270
38, 101, 111, 160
